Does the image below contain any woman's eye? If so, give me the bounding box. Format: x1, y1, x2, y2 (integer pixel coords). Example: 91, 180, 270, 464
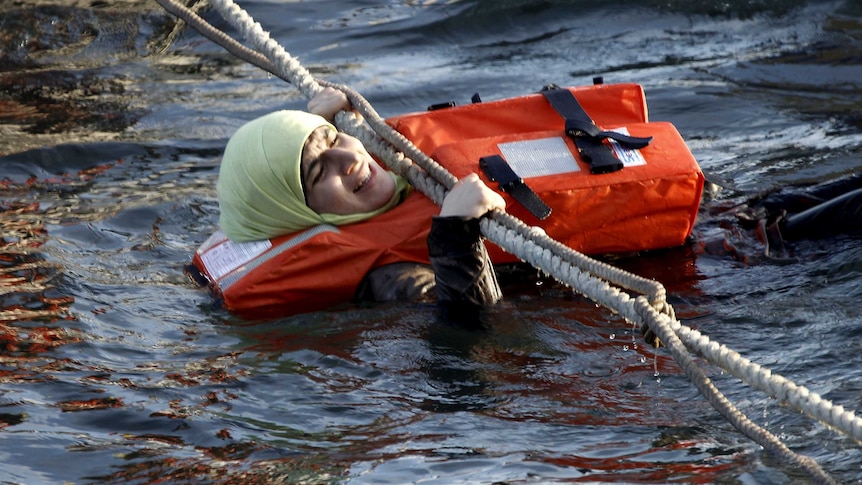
312, 161, 325, 186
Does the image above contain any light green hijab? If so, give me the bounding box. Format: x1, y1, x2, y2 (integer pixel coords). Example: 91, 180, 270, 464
217, 110, 408, 242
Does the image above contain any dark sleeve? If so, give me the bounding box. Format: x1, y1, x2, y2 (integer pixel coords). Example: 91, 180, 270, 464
427, 216, 502, 306
356, 262, 436, 302
751, 172, 862, 241
782, 187, 862, 241
750, 172, 862, 220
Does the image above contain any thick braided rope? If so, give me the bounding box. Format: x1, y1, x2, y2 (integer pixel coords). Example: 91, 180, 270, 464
156, 0, 848, 481
671, 318, 862, 442
634, 299, 841, 485
482, 206, 839, 481
486, 206, 862, 442
207, 0, 321, 98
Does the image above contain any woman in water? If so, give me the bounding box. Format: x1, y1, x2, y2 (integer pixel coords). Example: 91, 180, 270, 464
215, 87, 506, 308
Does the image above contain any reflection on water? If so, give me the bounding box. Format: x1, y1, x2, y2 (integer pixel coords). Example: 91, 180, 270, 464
0, 0, 861, 483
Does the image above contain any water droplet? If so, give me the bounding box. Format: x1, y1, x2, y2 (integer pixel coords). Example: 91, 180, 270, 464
622, 345, 629, 351
609, 334, 615, 340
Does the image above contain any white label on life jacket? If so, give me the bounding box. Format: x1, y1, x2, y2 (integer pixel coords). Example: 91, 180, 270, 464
498, 137, 579, 178
608, 127, 647, 167
200, 235, 272, 282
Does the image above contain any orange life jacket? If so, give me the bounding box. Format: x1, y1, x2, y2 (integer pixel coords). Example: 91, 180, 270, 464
188, 83, 704, 319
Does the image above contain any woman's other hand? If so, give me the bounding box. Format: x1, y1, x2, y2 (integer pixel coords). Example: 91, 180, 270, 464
440, 173, 506, 219
307, 87, 351, 122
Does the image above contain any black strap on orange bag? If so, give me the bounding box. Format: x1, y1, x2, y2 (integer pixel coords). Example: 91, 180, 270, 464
479, 154, 551, 220
541, 86, 652, 174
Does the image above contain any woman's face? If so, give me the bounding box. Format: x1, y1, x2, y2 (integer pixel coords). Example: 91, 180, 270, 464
300, 126, 396, 215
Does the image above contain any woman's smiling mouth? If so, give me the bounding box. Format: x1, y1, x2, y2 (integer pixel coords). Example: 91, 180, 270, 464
354, 170, 372, 193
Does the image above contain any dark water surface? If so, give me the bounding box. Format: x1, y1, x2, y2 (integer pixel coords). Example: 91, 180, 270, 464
1, 0, 861, 483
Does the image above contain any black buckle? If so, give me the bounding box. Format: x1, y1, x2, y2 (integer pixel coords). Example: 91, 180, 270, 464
564, 119, 652, 150
542, 87, 652, 174
479, 155, 551, 220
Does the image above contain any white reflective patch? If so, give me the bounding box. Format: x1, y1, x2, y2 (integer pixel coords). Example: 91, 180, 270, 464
200, 234, 272, 281
608, 127, 647, 167
498, 137, 579, 178
497, 130, 647, 178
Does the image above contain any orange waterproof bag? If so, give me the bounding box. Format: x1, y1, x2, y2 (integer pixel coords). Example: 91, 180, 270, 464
387, 82, 704, 259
